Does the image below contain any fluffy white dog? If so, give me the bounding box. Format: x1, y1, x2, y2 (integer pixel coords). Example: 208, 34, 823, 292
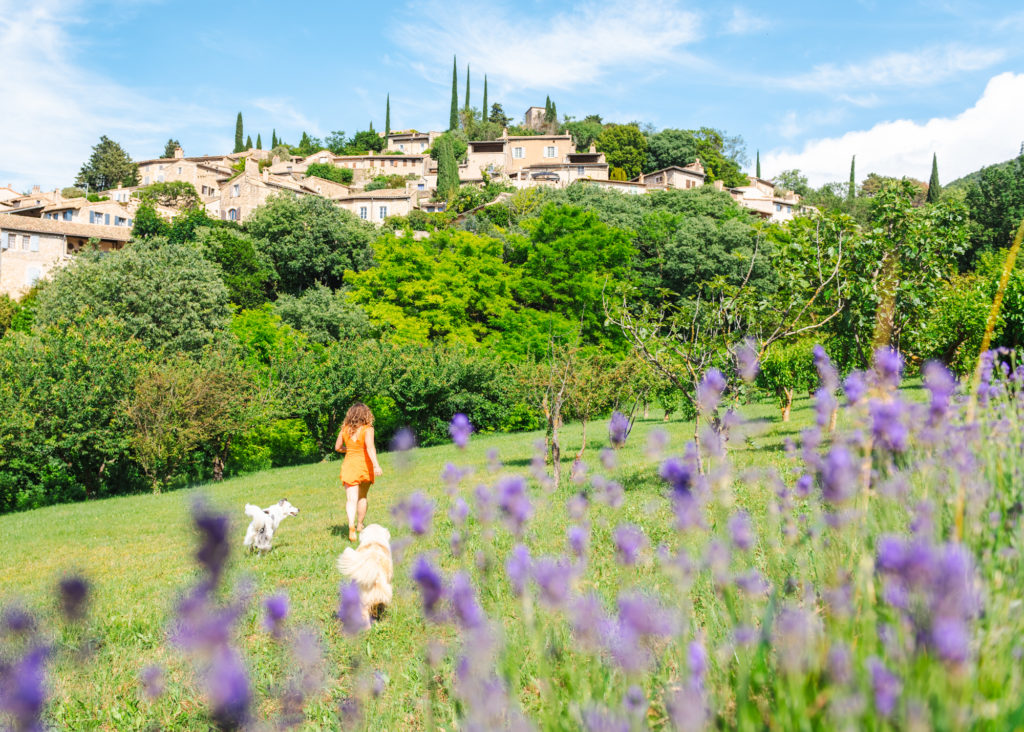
337, 524, 393, 623
243, 499, 299, 553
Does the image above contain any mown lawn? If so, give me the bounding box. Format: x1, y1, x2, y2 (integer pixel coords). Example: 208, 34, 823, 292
0, 393, 861, 730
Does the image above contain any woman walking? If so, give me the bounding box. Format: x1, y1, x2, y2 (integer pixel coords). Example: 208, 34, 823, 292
335, 403, 383, 541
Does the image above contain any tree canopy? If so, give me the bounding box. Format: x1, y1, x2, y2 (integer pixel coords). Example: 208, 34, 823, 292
75, 136, 139, 191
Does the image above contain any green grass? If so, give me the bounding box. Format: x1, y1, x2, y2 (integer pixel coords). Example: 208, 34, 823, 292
0, 392, 895, 729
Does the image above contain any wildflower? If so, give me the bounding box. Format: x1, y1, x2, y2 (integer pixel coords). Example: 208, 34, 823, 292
207, 645, 251, 730
773, 606, 819, 674
874, 347, 904, 390
795, 474, 813, 498
486, 448, 501, 472
820, 445, 857, 504
827, 644, 852, 685
813, 344, 840, 392
496, 476, 532, 534
140, 665, 165, 700
623, 686, 647, 717
868, 657, 901, 718
449, 413, 473, 448
411, 556, 444, 620
591, 476, 625, 508
600, 447, 617, 471
734, 569, 769, 595
666, 686, 708, 732
697, 368, 727, 413
608, 411, 630, 448
338, 581, 368, 634
736, 340, 760, 383
569, 593, 611, 650
571, 459, 588, 483
613, 523, 647, 565
58, 575, 89, 622
505, 545, 532, 596
532, 557, 574, 608
193, 501, 230, 582
733, 625, 758, 647
728, 510, 755, 551
1, 606, 35, 637
450, 573, 485, 630
449, 497, 469, 525
660, 456, 693, 495
923, 361, 957, 426
931, 617, 970, 664
449, 531, 463, 557
392, 491, 434, 535
843, 371, 867, 405
687, 640, 708, 689
473, 483, 496, 523
814, 387, 837, 429
869, 399, 908, 452
567, 492, 589, 520
646, 428, 669, 459
441, 462, 467, 488
389, 427, 416, 451
0, 645, 49, 731
568, 524, 589, 559
263, 593, 289, 637
582, 706, 630, 732
617, 592, 677, 637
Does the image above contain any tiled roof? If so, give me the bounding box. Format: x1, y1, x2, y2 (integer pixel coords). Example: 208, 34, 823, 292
0, 213, 133, 241
337, 190, 414, 201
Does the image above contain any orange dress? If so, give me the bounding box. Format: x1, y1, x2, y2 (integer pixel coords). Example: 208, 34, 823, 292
340, 425, 375, 486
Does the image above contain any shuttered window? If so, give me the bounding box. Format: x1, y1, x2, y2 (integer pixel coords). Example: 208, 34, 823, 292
30, 234, 39, 251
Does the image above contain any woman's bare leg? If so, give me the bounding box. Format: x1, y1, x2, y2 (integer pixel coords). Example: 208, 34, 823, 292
356, 482, 370, 531
345, 483, 359, 539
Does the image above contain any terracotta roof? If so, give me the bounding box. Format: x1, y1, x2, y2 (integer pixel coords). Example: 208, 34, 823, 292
0, 213, 133, 241
337, 190, 414, 201
44, 198, 131, 212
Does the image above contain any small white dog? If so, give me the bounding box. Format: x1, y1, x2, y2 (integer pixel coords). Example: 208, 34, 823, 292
243, 499, 299, 553
337, 524, 393, 623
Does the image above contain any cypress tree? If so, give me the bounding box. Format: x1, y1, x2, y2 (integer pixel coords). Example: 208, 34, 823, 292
464, 64, 470, 114
256, 134, 262, 149
756, 150, 761, 178
927, 153, 941, 203
234, 112, 244, 153
449, 56, 459, 131
545, 96, 551, 118
436, 136, 459, 200
385, 94, 391, 138
482, 76, 488, 123
245, 135, 252, 149
848, 155, 856, 201
550, 101, 557, 124
271, 130, 277, 148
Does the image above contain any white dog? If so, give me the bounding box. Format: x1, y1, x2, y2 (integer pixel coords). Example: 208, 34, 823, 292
337, 524, 393, 623
243, 500, 299, 553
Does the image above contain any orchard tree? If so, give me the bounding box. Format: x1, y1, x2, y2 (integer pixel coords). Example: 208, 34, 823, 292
75, 136, 139, 191
758, 339, 818, 421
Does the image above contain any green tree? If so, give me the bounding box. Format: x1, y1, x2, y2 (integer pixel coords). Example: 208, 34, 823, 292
245, 194, 376, 295
758, 339, 819, 421
305, 163, 354, 185
756, 150, 761, 178
256, 133, 262, 150
596, 124, 648, 179
927, 153, 941, 203
324, 130, 347, 154
35, 240, 232, 354
566, 117, 604, 152
450, 55, 459, 131
272, 130, 278, 148
0, 295, 19, 339
61, 187, 86, 199
197, 226, 277, 308
163, 139, 182, 158
131, 203, 170, 239
772, 169, 810, 197
848, 155, 856, 202
134, 181, 201, 209
464, 64, 471, 119
489, 103, 510, 127
963, 153, 1024, 266
482, 76, 488, 123
75, 136, 140, 191
645, 128, 697, 172
385, 94, 391, 137
435, 136, 460, 200
245, 134, 253, 149
274, 284, 372, 344
691, 128, 746, 187
349, 129, 384, 153
234, 112, 244, 153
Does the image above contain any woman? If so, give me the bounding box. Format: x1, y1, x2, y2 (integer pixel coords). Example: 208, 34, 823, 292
335, 403, 384, 541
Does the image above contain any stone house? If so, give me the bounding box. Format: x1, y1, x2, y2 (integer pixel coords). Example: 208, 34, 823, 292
724, 176, 814, 222
0, 185, 20, 203
136, 147, 233, 201
386, 131, 440, 154
523, 106, 547, 130
334, 190, 415, 224
455, 134, 609, 187
635, 160, 706, 190
3, 186, 63, 215
0, 213, 131, 299
41, 197, 136, 228
208, 159, 313, 222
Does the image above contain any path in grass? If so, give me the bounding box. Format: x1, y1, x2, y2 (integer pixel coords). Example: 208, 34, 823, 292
1, 395, 820, 729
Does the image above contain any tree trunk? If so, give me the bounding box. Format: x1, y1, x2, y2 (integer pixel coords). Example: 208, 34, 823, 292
828, 406, 838, 433
213, 436, 231, 482
643, 402, 650, 419
575, 418, 588, 462
782, 388, 794, 422
550, 417, 562, 490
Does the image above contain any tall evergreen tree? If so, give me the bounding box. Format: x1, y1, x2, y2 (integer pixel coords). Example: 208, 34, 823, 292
234, 112, 244, 153
436, 136, 459, 200
162, 139, 182, 159
545, 96, 552, 119
550, 101, 557, 124
927, 152, 941, 203
848, 155, 856, 201
271, 130, 278, 148
75, 136, 140, 191
756, 150, 761, 178
464, 64, 470, 115
385, 94, 391, 137
449, 56, 459, 131
245, 135, 252, 150
482, 76, 488, 123
256, 134, 262, 150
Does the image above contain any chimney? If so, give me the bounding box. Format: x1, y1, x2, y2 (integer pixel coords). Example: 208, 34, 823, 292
31, 185, 40, 194
589, 143, 596, 154
245, 157, 258, 175
638, 172, 645, 184
173, 146, 184, 159
501, 127, 508, 139
261, 168, 269, 183
272, 155, 281, 165
713, 180, 724, 191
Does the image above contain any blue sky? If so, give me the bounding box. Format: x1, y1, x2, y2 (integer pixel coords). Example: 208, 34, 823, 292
1, 0, 1022, 191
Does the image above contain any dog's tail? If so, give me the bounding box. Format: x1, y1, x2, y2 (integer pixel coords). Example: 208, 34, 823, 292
244, 504, 264, 521
337, 548, 382, 589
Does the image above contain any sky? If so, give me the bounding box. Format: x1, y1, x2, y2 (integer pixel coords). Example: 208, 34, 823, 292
1, 0, 1022, 192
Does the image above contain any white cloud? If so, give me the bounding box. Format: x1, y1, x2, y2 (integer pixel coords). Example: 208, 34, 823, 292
390, 0, 702, 91
775, 107, 846, 140
724, 7, 771, 35
251, 98, 323, 138
0, 0, 221, 191
762, 72, 1024, 186
783, 44, 1007, 92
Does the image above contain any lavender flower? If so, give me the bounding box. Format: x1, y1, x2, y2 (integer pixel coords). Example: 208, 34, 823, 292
569, 593, 611, 650
140, 665, 165, 700
820, 445, 857, 504
412, 556, 444, 620
441, 462, 467, 488
449, 531, 463, 557
193, 501, 230, 582
814, 387, 837, 429
687, 640, 708, 689
567, 492, 589, 520
869, 399, 908, 452
697, 368, 727, 413
616, 592, 677, 637
450, 573, 485, 630
773, 606, 819, 674
736, 340, 760, 383
505, 545, 532, 597
0, 645, 49, 731
843, 371, 867, 405
660, 456, 693, 495
473, 483, 496, 523
1, 606, 35, 636
449, 497, 469, 525
608, 411, 630, 448
496, 476, 532, 534
591, 476, 624, 508
734, 569, 769, 595
263, 593, 289, 637
600, 447, 617, 471
874, 347, 903, 389
868, 657, 901, 718
392, 491, 435, 535
613, 523, 647, 565
813, 344, 840, 392
582, 706, 630, 732
389, 427, 416, 451
795, 474, 813, 498
827, 644, 852, 685
623, 686, 647, 717
338, 581, 368, 634
667, 686, 708, 732
728, 510, 755, 551
449, 413, 473, 448
567, 524, 589, 559
646, 429, 669, 459
923, 361, 957, 426
532, 557, 574, 608
207, 646, 251, 729
58, 575, 89, 622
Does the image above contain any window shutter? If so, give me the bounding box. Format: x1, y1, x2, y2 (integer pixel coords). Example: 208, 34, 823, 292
0, 230, 5, 250
30, 234, 39, 251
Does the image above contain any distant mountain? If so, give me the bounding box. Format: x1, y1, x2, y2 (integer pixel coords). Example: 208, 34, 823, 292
946, 150, 1024, 190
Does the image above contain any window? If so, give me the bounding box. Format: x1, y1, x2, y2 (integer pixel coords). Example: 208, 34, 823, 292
157, 175, 164, 183
144, 176, 150, 185
29, 235, 38, 252
158, 165, 164, 170
232, 184, 240, 197
420, 142, 426, 151
577, 166, 585, 176
115, 217, 126, 226
379, 206, 388, 219
359, 206, 368, 220
2, 233, 10, 250
417, 183, 425, 190
391, 160, 396, 166
104, 213, 110, 225
512, 147, 525, 159
399, 144, 404, 151
26, 266, 41, 286
22, 235, 30, 250
774, 203, 782, 212
228, 208, 238, 221
544, 146, 556, 158
319, 156, 328, 164
177, 166, 183, 174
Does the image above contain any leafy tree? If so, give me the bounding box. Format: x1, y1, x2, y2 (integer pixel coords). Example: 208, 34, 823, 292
196, 226, 277, 308
274, 284, 372, 344
349, 129, 384, 153
430, 131, 468, 161
365, 174, 409, 191
645, 128, 697, 172
245, 194, 376, 295
596, 124, 647, 179
926, 153, 940, 203
691, 128, 746, 187
324, 130, 347, 154
75, 136, 140, 191
849, 155, 856, 202
133, 180, 201, 209
0, 295, 19, 339
35, 240, 231, 354
489, 103, 511, 127
131, 203, 170, 239
566, 117, 604, 153
758, 339, 818, 421
772, 169, 810, 197
61, 187, 86, 199
256, 133, 262, 150
450, 55, 459, 131
436, 136, 460, 200
347, 230, 515, 344
306, 162, 354, 185
234, 112, 244, 153
163, 139, 182, 158
963, 153, 1024, 266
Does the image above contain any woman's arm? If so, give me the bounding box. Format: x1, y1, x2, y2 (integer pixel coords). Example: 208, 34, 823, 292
365, 427, 383, 477
334, 427, 346, 453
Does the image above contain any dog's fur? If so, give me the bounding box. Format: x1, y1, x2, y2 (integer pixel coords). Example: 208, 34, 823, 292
243, 499, 299, 552
337, 524, 393, 623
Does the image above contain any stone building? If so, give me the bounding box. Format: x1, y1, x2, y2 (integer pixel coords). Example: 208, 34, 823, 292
724, 176, 815, 222
634, 160, 706, 190
41, 197, 136, 228
334, 190, 416, 224
386, 131, 440, 154
0, 213, 131, 299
